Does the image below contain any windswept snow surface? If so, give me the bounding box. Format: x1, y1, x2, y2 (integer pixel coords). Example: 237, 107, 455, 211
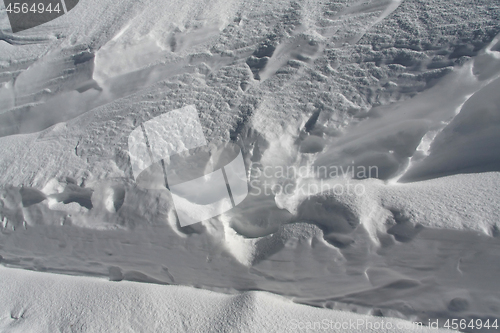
1, 0, 500, 331
0, 266, 453, 333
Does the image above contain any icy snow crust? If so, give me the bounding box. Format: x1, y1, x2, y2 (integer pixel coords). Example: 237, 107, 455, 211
1, 0, 500, 330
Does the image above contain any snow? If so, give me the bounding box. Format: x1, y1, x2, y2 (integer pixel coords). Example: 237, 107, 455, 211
1, 0, 500, 330
0, 172, 499, 329
400, 70, 500, 181
0, 266, 452, 333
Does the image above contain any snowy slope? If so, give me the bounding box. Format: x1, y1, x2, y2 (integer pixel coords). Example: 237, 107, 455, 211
1, 0, 500, 331
0, 266, 454, 333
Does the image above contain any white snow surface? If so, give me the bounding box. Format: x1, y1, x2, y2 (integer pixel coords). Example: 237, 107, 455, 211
1, 0, 500, 331
0, 266, 452, 333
